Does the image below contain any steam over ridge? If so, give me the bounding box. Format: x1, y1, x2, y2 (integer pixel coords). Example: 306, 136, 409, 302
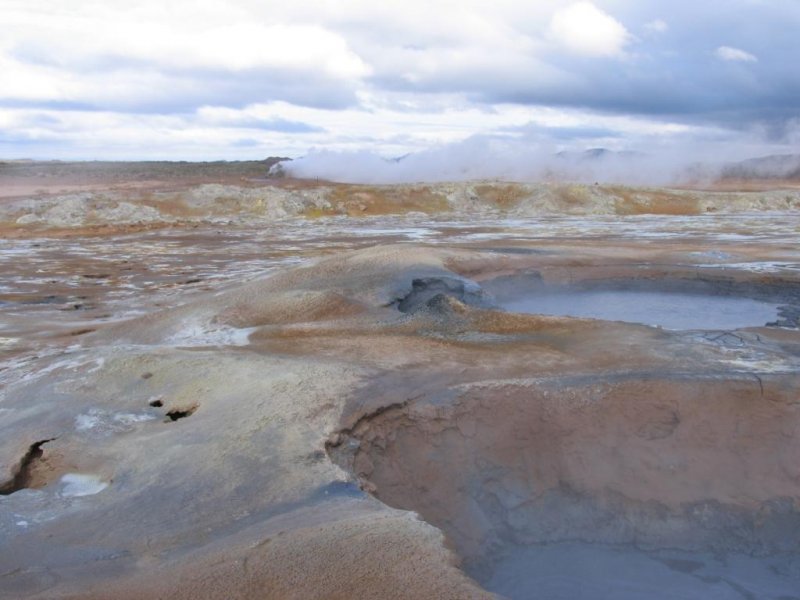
278, 136, 800, 185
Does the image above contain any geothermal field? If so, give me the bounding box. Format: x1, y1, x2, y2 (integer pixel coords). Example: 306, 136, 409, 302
0, 161, 799, 599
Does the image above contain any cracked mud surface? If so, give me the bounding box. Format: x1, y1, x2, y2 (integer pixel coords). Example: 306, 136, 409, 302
0, 176, 799, 599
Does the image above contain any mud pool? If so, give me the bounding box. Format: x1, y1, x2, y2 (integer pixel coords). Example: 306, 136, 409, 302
500, 290, 782, 329
484, 543, 800, 600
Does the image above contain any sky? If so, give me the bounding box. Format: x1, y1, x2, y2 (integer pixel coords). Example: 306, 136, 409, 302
1, 1, 799, 181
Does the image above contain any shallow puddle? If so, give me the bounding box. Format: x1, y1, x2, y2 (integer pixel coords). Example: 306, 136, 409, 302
484, 542, 800, 600
60, 474, 108, 497
501, 290, 781, 330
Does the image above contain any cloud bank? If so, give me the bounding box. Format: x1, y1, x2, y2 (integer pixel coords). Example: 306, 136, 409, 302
0, 0, 798, 166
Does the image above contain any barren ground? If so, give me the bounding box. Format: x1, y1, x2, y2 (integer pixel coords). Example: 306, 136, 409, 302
0, 162, 799, 599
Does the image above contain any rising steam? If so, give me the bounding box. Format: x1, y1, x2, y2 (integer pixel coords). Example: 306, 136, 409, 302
276, 134, 799, 186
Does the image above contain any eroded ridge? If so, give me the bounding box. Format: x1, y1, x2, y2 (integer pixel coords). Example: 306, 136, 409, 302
0, 439, 56, 495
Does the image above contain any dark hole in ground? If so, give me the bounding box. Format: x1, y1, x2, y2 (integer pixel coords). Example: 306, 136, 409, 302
149, 399, 163, 408
165, 406, 197, 422
69, 328, 95, 336
0, 439, 55, 495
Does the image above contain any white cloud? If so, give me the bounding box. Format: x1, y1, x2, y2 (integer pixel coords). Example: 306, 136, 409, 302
715, 46, 758, 62
0, 55, 73, 102
0, 2, 370, 112
644, 19, 668, 34
0, 98, 714, 163
3, 16, 369, 79
0, 0, 795, 164
549, 2, 631, 57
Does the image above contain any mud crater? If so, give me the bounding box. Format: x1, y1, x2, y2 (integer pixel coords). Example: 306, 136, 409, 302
484, 273, 800, 331
329, 375, 800, 598
393, 276, 492, 313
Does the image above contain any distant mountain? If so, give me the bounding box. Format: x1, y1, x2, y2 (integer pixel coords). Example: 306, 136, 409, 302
721, 154, 800, 180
